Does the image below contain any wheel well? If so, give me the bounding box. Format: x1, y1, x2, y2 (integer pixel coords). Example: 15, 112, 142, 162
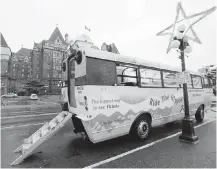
71, 116, 85, 133
195, 104, 205, 115
130, 112, 152, 134
61, 102, 69, 111
198, 104, 205, 111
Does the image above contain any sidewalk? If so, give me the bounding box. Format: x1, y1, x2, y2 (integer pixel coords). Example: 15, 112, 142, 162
99, 121, 216, 168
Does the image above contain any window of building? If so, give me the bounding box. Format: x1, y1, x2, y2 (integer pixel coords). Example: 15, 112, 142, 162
22, 74, 24, 77
192, 75, 202, 88
28, 74, 30, 78
163, 71, 179, 87
13, 64, 15, 67
37, 67, 39, 71
48, 65, 50, 69
48, 73, 50, 78
22, 69, 24, 72
37, 74, 39, 78
13, 68, 15, 71
140, 68, 162, 87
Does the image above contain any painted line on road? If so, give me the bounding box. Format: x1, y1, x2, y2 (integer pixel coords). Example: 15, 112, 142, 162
1, 110, 56, 116
1, 122, 45, 130
0, 113, 58, 119
38, 100, 59, 105
83, 118, 216, 169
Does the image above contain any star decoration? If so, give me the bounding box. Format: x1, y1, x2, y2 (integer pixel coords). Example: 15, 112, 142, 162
157, 2, 216, 53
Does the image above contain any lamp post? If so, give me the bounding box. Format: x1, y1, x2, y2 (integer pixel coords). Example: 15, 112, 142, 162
170, 24, 199, 144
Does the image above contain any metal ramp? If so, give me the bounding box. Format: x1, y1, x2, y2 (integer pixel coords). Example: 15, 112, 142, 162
11, 111, 72, 166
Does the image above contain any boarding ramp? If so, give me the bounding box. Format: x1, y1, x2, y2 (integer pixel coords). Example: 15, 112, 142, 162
11, 111, 72, 165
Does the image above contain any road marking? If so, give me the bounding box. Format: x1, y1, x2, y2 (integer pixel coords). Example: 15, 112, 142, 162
1, 122, 45, 130
1, 110, 33, 114
83, 118, 216, 169
38, 100, 59, 105
1, 111, 55, 116
0, 113, 58, 119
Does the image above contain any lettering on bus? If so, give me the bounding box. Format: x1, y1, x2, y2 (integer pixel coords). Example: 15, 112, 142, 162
149, 95, 183, 107
92, 98, 120, 110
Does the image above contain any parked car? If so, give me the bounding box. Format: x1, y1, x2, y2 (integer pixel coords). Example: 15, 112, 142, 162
30, 94, 38, 100
1, 93, 18, 98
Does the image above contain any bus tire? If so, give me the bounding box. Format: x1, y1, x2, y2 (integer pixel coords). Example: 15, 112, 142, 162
133, 115, 151, 140
195, 105, 204, 123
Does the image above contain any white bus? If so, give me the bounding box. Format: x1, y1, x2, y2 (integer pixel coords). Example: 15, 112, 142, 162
60, 39, 213, 144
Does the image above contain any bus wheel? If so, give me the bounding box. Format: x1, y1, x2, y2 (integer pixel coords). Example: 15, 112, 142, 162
133, 116, 151, 140
195, 105, 204, 123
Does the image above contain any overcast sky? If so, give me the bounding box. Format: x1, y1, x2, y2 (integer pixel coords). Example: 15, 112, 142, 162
0, 0, 216, 71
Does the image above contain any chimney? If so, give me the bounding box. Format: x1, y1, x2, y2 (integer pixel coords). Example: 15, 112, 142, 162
65, 33, 69, 44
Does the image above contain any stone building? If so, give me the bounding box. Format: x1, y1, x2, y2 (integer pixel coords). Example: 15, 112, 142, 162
32, 27, 67, 95
1, 33, 12, 94
8, 48, 32, 93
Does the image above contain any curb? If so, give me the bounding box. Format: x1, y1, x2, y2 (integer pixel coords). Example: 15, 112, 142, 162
1, 104, 61, 113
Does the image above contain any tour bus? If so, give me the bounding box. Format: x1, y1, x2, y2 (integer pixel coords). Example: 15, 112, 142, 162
60, 39, 213, 144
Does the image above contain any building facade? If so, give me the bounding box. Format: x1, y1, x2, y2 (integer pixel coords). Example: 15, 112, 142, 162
1, 33, 12, 94
8, 48, 32, 93
1, 27, 67, 95
31, 27, 67, 95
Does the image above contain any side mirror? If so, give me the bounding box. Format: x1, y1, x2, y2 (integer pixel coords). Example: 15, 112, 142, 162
62, 62, 66, 72
69, 47, 77, 57
75, 51, 82, 65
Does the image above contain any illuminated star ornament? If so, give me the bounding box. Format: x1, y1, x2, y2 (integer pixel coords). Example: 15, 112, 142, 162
157, 2, 216, 53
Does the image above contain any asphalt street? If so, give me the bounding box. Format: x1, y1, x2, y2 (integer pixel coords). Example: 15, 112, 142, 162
97, 121, 216, 168
1, 105, 216, 168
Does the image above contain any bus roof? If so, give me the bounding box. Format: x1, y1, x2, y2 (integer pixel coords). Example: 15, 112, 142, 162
83, 47, 200, 76
66, 40, 201, 76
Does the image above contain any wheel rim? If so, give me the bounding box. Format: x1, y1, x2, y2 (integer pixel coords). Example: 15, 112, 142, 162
137, 121, 149, 139
200, 106, 204, 119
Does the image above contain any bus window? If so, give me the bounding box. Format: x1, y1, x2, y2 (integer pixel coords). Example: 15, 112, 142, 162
162, 71, 179, 87
192, 75, 202, 89
86, 57, 116, 85
116, 64, 138, 86
140, 68, 162, 87
186, 75, 193, 88
203, 77, 209, 88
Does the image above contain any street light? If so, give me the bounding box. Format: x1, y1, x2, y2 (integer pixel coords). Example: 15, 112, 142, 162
170, 24, 199, 144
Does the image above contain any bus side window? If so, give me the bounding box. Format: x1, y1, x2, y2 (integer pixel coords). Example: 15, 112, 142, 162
203, 77, 209, 88
192, 75, 202, 89
116, 64, 138, 86
140, 68, 162, 87
86, 57, 116, 86
187, 75, 193, 88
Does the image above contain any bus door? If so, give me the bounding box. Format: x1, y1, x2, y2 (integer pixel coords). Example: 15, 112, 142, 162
68, 50, 86, 108
68, 57, 77, 108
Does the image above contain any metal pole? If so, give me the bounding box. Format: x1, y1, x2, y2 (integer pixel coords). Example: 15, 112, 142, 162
180, 50, 190, 118
179, 39, 199, 144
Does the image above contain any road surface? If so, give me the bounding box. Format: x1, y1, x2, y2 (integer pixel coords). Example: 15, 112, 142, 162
1, 106, 216, 168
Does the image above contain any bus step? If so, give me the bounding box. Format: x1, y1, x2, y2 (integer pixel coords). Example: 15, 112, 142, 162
11, 111, 72, 166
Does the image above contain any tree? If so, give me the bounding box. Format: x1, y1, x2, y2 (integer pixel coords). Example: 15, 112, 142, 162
23, 80, 45, 95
